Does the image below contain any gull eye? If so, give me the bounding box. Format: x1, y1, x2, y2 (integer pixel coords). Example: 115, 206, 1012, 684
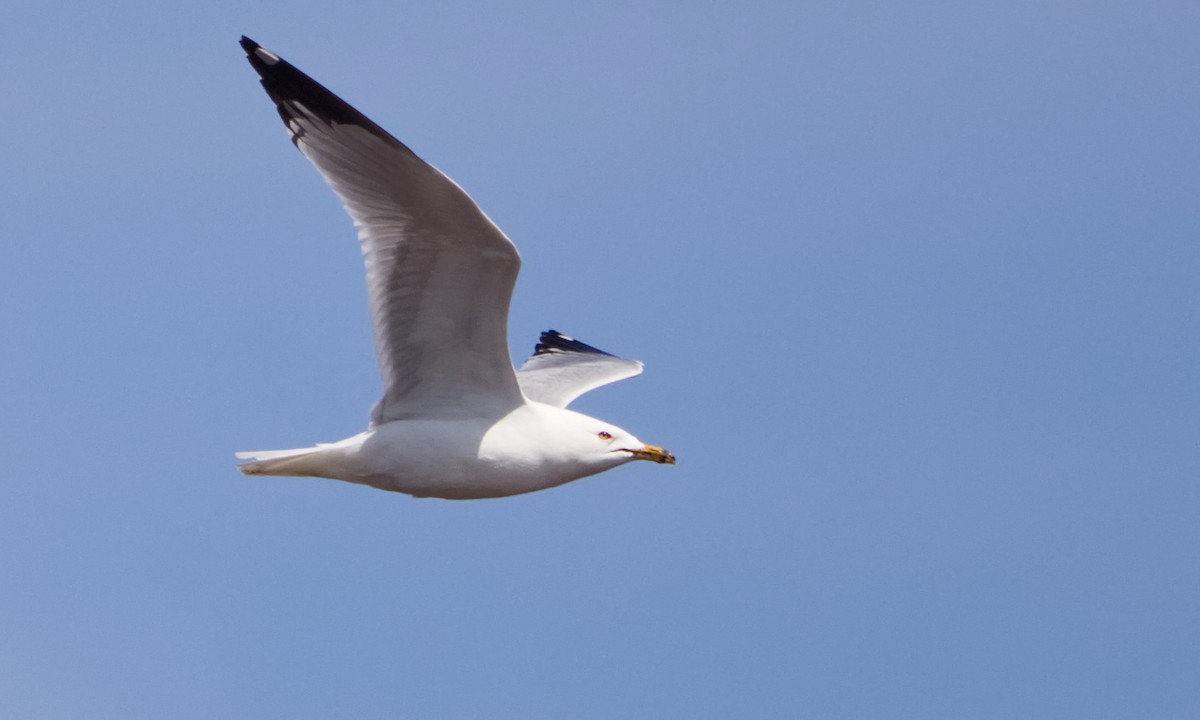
598, 431, 613, 441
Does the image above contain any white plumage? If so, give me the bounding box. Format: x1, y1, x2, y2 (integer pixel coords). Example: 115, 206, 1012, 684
235, 37, 673, 499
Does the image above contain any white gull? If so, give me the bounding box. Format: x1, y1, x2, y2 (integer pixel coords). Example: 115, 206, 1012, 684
235, 37, 674, 499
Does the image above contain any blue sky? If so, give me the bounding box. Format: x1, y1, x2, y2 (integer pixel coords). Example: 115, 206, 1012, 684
3, 1, 1198, 717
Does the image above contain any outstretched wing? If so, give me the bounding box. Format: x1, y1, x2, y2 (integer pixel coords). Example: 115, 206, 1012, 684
516, 330, 644, 408
241, 37, 524, 422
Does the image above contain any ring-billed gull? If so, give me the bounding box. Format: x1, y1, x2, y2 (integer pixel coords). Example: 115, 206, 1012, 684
235, 37, 674, 499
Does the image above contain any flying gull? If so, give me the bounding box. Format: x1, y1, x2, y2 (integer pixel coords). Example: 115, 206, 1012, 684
235, 37, 674, 499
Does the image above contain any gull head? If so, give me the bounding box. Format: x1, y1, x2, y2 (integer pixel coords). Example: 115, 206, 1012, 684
551, 410, 674, 469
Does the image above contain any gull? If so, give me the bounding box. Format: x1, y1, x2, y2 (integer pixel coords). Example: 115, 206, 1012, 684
235, 37, 674, 499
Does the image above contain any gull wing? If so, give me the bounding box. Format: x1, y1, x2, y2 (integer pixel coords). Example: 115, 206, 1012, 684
516, 330, 644, 408
240, 37, 525, 422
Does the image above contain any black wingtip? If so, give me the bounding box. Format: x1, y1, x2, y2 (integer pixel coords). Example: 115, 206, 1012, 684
237, 36, 407, 151
240, 36, 287, 77
533, 330, 615, 357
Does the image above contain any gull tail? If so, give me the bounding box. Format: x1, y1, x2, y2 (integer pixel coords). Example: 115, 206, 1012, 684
236, 446, 330, 477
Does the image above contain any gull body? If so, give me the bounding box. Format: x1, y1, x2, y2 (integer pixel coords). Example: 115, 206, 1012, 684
242, 403, 648, 500
235, 37, 674, 499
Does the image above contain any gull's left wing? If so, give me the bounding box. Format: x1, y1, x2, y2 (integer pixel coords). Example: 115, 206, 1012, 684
240, 37, 525, 422
516, 330, 644, 408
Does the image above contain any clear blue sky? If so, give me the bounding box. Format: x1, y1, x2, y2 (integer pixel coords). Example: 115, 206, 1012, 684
2, 1, 1197, 717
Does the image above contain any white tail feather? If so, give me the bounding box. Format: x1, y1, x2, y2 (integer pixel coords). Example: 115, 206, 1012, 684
235, 447, 320, 461
236, 446, 328, 477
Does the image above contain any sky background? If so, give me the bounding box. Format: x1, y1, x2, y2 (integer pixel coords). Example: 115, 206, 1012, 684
2, 1, 1198, 717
